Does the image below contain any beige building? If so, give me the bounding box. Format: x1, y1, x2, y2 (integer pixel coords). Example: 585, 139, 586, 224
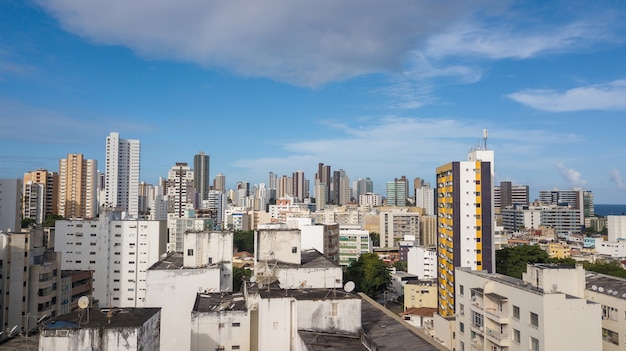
58, 153, 97, 218
404, 280, 437, 310
22, 169, 58, 224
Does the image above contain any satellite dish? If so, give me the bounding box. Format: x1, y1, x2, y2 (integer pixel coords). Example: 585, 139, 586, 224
250, 276, 256, 283
78, 296, 90, 309
344, 281, 355, 293
258, 283, 264, 289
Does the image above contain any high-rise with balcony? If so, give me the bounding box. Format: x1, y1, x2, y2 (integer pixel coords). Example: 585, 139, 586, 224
105, 132, 140, 218
436, 135, 494, 317
166, 162, 194, 218
23, 169, 58, 224
386, 176, 408, 207
58, 154, 97, 219
193, 151, 210, 203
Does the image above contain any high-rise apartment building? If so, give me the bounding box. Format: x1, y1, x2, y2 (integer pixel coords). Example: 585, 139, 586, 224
213, 173, 226, 194
414, 178, 435, 216
58, 154, 97, 219
105, 132, 140, 218
494, 181, 529, 209
352, 177, 373, 200
193, 151, 210, 203
436, 142, 494, 317
22, 169, 58, 224
292, 170, 306, 202
0, 179, 21, 232
316, 163, 331, 204
166, 162, 194, 218
538, 188, 593, 226
386, 176, 408, 207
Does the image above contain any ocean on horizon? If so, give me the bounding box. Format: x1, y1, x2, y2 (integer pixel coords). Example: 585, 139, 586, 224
595, 204, 626, 216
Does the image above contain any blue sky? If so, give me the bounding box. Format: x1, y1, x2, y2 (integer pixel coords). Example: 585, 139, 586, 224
1, 1, 626, 203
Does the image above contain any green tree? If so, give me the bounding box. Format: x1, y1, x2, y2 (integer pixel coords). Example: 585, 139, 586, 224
42, 214, 64, 227
369, 232, 380, 247
21, 218, 36, 228
495, 245, 550, 279
232, 266, 253, 291
584, 261, 626, 279
233, 230, 255, 253
344, 253, 391, 298
393, 261, 407, 272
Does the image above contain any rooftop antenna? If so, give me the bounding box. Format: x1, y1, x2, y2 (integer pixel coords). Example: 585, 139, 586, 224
482, 129, 488, 150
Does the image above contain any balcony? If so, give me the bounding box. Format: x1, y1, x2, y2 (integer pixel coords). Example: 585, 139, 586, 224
485, 327, 510, 346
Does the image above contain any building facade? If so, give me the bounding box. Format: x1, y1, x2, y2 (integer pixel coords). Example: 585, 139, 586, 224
105, 132, 141, 218
58, 154, 97, 219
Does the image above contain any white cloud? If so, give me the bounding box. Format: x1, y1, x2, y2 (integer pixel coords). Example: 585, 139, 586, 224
508, 79, 626, 111
609, 170, 626, 190
557, 163, 587, 187
35, 0, 619, 87
426, 21, 612, 60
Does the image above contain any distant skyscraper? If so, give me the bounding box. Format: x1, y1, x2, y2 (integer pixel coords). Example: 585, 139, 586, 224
166, 162, 194, 218
353, 177, 373, 200
414, 178, 435, 216
436, 135, 494, 318
277, 175, 292, 199
316, 163, 331, 204
292, 170, 306, 202
193, 151, 210, 203
213, 173, 226, 194
23, 169, 58, 224
105, 132, 140, 218
494, 181, 529, 210
386, 176, 408, 206
58, 154, 97, 218
268, 172, 278, 190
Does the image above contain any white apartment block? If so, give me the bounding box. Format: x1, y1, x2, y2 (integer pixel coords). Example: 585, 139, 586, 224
407, 246, 437, 280
55, 209, 167, 307
255, 224, 342, 289
191, 292, 250, 351
585, 272, 626, 351
338, 225, 371, 267
415, 185, 435, 216
359, 192, 381, 207
299, 223, 340, 264
146, 230, 233, 351
608, 215, 626, 241
379, 210, 420, 248
455, 264, 601, 351
596, 241, 626, 258
167, 214, 214, 253
105, 131, 141, 218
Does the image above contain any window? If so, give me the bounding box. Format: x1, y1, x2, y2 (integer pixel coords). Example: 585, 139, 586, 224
512, 305, 520, 320
530, 337, 539, 351
471, 310, 483, 328
459, 285, 464, 296
459, 322, 464, 333
232, 346, 240, 350
512, 329, 520, 343
232, 322, 240, 327
187, 249, 194, 256
603, 328, 619, 345
530, 312, 539, 328
292, 247, 297, 254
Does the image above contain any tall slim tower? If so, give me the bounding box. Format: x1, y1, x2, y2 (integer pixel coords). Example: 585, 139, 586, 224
58, 154, 97, 218
436, 131, 494, 317
316, 163, 331, 204
166, 162, 194, 218
193, 151, 210, 203
105, 132, 140, 218
292, 170, 306, 202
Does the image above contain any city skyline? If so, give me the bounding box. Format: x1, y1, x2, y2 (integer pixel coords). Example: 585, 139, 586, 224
2, 1, 626, 203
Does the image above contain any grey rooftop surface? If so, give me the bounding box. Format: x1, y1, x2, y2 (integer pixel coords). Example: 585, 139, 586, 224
359, 293, 447, 351
42, 308, 161, 329
266, 249, 340, 269
586, 271, 626, 300
253, 285, 359, 301
299, 331, 367, 351
193, 292, 247, 313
